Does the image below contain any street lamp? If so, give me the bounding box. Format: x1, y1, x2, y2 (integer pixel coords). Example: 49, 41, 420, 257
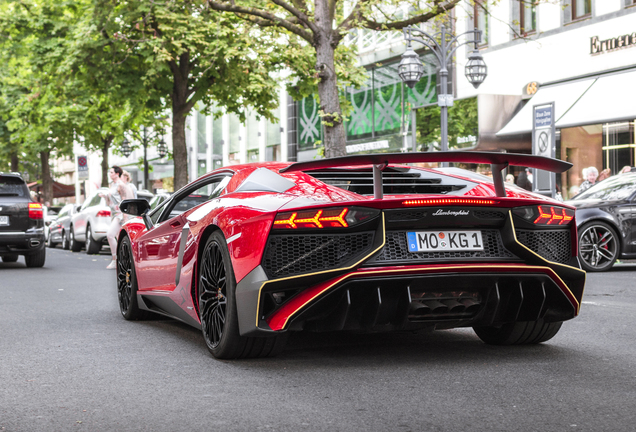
121, 137, 132, 158
398, 25, 487, 164
157, 137, 168, 158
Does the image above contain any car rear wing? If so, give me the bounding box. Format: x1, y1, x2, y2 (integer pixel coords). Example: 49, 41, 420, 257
279, 151, 572, 199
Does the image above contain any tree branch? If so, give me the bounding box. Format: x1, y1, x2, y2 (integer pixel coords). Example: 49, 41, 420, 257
360, 0, 461, 31
206, 0, 314, 43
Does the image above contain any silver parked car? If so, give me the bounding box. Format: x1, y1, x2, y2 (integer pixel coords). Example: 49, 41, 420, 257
47, 203, 78, 249
69, 188, 112, 254
70, 188, 154, 254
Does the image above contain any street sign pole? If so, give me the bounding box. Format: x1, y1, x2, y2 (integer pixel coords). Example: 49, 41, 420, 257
532, 103, 556, 198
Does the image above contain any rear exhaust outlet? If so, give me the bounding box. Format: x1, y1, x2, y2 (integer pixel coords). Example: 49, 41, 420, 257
425, 300, 449, 314
460, 298, 481, 314
30, 239, 41, 247
409, 302, 432, 316
443, 299, 466, 314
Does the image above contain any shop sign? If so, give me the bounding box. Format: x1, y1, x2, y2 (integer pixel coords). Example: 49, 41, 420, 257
346, 140, 389, 154
590, 33, 636, 55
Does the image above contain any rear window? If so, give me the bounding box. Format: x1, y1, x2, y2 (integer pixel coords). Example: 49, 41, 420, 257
574, 174, 636, 201
0, 176, 29, 197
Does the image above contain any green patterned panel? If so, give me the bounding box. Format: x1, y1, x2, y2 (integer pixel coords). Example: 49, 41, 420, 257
373, 64, 402, 136
345, 76, 373, 140
298, 96, 322, 150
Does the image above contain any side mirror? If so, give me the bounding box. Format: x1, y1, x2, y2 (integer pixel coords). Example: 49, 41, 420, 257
120, 199, 153, 230
120, 199, 151, 217
75, 205, 82, 213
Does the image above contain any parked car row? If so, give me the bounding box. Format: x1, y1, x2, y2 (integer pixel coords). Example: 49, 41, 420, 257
47, 189, 167, 254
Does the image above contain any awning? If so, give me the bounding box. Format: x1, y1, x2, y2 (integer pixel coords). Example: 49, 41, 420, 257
556, 69, 636, 129
496, 78, 597, 136
28, 181, 76, 198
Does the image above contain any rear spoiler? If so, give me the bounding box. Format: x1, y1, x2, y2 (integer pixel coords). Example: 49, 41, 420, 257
279, 151, 572, 199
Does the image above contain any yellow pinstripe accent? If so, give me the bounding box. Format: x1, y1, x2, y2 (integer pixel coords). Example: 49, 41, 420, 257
255, 213, 387, 327
277, 263, 573, 329
507, 210, 586, 313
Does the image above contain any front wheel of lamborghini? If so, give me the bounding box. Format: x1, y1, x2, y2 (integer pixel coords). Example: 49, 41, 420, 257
198, 231, 287, 359
117, 236, 148, 320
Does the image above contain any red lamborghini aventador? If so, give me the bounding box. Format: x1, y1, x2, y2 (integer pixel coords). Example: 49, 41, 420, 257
117, 152, 585, 359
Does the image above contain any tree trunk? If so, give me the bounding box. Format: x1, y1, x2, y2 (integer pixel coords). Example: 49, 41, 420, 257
10, 152, 19, 172
40, 150, 53, 205
100, 136, 112, 187
315, 0, 347, 158
170, 53, 193, 191
171, 109, 188, 191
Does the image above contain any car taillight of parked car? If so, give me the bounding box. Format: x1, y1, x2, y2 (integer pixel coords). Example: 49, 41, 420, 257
513, 205, 575, 225
28, 202, 44, 219
96, 210, 111, 218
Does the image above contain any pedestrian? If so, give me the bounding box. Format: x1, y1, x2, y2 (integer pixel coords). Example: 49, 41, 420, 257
516, 169, 532, 191
505, 174, 515, 184
620, 165, 633, 174
597, 168, 611, 182
526, 168, 533, 185
100, 166, 134, 269
578, 166, 599, 193
122, 170, 138, 198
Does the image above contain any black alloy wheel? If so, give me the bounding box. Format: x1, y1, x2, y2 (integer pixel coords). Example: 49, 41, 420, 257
116, 236, 147, 320
69, 227, 82, 252
198, 231, 287, 359
578, 221, 619, 272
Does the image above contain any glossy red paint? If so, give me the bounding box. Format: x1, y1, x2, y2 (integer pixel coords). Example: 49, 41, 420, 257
266, 263, 581, 331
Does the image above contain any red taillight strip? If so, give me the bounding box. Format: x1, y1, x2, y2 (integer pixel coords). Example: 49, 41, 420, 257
295, 210, 323, 228
265, 264, 580, 331
273, 208, 350, 229
403, 198, 498, 206
318, 208, 348, 227
534, 206, 574, 225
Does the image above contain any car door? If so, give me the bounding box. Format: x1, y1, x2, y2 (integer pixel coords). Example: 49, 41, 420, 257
75, 192, 102, 240
135, 175, 231, 293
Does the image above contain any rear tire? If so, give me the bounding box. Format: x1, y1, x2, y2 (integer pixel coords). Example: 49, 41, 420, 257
69, 227, 82, 252
85, 225, 101, 255
2, 254, 19, 263
474, 320, 563, 345
61, 230, 69, 250
198, 231, 287, 359
117, 236, 148, 320
25, 248, 46, 268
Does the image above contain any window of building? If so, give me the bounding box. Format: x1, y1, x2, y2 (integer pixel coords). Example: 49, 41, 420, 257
520, 1, 537, 35
197, 111, 207, 154
572, 0, 591, 20
474, 3, 489, 46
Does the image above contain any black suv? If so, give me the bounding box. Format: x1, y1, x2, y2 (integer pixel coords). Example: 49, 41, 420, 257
0, 173, 46, 267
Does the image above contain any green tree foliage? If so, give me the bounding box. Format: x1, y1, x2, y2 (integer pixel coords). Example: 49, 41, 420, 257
416, 97, 478, 151
96, 0, 291, 189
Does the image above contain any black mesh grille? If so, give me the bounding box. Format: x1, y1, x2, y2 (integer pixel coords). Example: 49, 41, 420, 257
515, 229, 571, 264
385, 211, 427, 221
263, 232, 374, 278
474, 210, 505, 220
368, 229, 514, 263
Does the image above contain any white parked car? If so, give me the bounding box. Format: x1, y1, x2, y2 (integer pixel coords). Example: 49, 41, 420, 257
69, 188, 112, 254
69, 188, 154, 254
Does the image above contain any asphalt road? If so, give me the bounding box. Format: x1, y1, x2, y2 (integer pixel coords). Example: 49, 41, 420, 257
1, 247, 636, 432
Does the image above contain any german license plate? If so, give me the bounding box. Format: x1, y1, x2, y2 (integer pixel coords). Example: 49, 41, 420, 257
407, 230, 483, 252
0, 215, 8, 226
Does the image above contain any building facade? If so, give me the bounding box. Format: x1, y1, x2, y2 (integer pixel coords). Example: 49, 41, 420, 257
60, 0, 636, 201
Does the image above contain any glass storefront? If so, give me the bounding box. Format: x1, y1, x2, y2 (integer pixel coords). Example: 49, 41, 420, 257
297, 53, 438, 153
560, 121, 635, 199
